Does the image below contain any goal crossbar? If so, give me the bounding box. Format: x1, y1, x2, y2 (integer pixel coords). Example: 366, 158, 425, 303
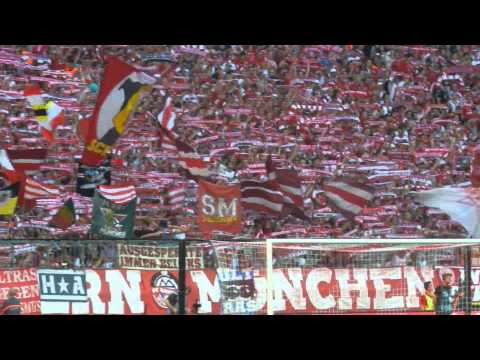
265, 238, 480, 315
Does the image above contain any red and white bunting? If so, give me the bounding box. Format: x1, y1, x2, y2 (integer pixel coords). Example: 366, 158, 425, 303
97, 184, 137, 205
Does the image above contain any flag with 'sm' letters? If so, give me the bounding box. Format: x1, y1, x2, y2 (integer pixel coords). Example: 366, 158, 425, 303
197, 180, 242, 234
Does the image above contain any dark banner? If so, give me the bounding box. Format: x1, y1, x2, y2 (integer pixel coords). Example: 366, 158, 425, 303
75, 159, 111, 197
90, 192, 136, 239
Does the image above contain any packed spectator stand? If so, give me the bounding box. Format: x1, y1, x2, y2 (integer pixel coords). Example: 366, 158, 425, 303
0, 45, 479, 246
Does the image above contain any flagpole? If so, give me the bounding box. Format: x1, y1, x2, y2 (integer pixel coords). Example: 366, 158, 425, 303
465, 236, 473, 315
177, 239, 187, 315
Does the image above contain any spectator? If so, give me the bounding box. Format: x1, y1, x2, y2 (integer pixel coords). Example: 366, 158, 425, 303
0, 289, 21, 315
434, 273, 463, 315
420, 281, 435, 312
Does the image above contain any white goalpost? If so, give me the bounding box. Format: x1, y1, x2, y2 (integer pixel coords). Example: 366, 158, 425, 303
265, 238, 480, 315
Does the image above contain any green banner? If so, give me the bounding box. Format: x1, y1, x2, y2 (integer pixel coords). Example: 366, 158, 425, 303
90, 192, 136, 239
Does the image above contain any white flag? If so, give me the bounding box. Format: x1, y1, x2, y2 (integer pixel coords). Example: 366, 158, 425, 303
415, 187, 480, 238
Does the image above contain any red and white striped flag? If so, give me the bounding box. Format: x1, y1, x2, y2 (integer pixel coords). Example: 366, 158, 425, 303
20, 177, 60, 209
157, 96, 177, 153
240, 180, 284, 215
6, 148, 48, 176
97, 184, 137, 205
323, 180, 375, 218
168, 183, 186, 211
157, 96, 176, 130
266, 155, 303, 206
24, 178, 60, 200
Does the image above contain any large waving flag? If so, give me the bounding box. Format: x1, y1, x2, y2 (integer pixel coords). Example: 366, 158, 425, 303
324, 180, 375, 219
415, 186, 480, 238
266, 155, 304, 206
24, 84, 64, 142
240, 180, 285, 215
81, 57, 155, 167
265, 155, 309, 221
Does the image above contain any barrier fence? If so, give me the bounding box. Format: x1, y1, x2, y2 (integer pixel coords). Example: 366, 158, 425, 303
1, 239, 479, 315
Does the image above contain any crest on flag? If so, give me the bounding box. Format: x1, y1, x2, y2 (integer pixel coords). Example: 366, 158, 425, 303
90, 185, 136, 239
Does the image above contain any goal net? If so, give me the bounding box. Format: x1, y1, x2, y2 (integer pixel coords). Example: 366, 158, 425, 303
211, 239, 480, 315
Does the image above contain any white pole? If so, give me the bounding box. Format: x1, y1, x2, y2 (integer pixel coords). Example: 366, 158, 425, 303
266, 238, 480, 245
266, 238, 274, 315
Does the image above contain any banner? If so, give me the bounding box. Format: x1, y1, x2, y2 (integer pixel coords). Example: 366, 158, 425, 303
0, 268, 40, 315
30, 269, 199, 315
117, 244, 204, 270
90, 191, 136, 239
37, 269, 87, 314
197, 180, 242, 234
192, 266, 480, 315
76, 159, 111, 197
21, 266, 479, 315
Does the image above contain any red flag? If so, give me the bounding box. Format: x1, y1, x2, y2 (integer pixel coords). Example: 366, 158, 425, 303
240, 180, 284, 215
5, 148, 48, 176
197, 180, 242, 234
266, 155, 309, 221
266, 155, 304, 206
81, 57, 155, 166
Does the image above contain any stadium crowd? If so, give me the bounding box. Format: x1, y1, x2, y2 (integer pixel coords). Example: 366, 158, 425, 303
1, 45, 480, 243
